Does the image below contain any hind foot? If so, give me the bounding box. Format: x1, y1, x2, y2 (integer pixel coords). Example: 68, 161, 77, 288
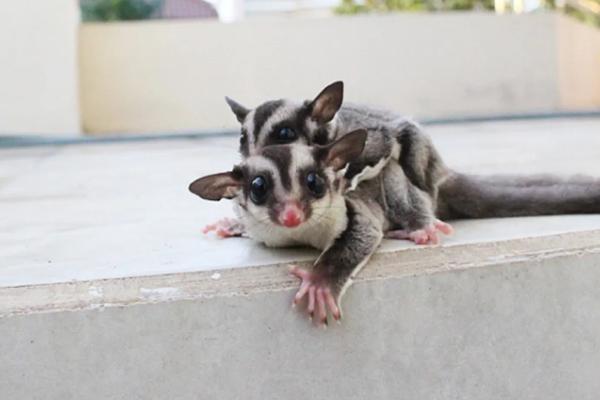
386, 219, 453, 245
202, 218, 245, 238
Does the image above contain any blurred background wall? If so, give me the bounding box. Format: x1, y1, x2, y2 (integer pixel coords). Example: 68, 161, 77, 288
79, 13, 600, 134
0, 1, 599, 136
0, 0, 80, 135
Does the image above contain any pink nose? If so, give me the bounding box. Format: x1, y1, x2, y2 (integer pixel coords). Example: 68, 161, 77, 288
282, 211, 302, 227
279, 203, 304, 228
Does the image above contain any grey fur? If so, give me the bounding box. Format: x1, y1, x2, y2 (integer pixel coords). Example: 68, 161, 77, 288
252, 100, 285, 144
437, 173, 600, 219
381, 162, 435, 231
225, 97, 249, 123
314, 197, 384, 297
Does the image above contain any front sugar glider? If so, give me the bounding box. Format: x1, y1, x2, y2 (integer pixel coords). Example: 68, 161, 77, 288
189, 131, 600, 325
191, 131, 390, 324
208, 81, 452, 244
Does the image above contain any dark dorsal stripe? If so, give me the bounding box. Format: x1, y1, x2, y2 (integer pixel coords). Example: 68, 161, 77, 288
253, 100, 285, 144
398, 124, 438, 194
261, 146, 292, 191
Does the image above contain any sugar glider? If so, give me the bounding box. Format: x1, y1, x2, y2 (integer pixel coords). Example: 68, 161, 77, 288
190, 131, 600, 325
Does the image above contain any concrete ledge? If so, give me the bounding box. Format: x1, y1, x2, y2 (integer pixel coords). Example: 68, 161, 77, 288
2, 228, 600, 399
2, 228, 600, 318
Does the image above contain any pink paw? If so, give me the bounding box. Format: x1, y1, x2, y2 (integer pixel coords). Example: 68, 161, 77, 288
202, 218, 245, 238
289, 266, 340, 327
386, 219, 453, 245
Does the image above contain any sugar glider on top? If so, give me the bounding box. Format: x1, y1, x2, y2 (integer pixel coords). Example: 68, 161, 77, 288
190, 129, 600, 325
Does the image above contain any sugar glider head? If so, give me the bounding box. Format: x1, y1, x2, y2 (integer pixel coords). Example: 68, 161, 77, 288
225, 81, 344, 157
189, 130, 366, 231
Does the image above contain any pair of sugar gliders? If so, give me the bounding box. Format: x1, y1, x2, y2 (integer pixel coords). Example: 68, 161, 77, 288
190, 82, 600, 325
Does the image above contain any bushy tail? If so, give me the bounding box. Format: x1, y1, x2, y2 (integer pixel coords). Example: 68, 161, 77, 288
437, 172, 600, 219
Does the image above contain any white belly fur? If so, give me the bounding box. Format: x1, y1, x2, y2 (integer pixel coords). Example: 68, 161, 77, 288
235, 198, 348, 250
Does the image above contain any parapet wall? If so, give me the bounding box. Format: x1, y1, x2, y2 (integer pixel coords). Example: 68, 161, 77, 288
2, 230, 600, 399
79, 13, 600, 134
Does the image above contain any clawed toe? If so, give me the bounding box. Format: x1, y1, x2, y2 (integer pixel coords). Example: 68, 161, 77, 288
289, 266, 341, 327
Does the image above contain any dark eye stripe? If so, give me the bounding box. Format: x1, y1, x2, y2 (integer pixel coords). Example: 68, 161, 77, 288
261, 146, 292, 191
253, 100, 285, 144
263, 106, 312, 148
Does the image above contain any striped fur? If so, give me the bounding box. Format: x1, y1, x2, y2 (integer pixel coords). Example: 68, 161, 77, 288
226, 81, 600, 222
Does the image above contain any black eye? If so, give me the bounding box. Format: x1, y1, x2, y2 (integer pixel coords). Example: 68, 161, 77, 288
250, 176, 268, 204
277, 127, 297, 142
306, 172, 325, 198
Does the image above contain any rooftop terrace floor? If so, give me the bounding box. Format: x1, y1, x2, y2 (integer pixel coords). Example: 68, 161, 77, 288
1, 117, 600, 289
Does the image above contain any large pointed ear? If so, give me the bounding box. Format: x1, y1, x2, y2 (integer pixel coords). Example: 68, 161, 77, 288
309, 81, 343, 124
225, 96, 250, 123
189, 169, 243, 201
322, 129, 367, 171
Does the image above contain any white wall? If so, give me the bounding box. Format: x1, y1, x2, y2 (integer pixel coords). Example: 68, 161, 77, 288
0, 0, 80, 135
80, 13, 583, 134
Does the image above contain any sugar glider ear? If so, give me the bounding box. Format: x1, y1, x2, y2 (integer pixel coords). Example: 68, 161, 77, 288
322, 129, 367, 171
309, 81, 343, 124
225, 96, 250, 123
189, 169, 243, 201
